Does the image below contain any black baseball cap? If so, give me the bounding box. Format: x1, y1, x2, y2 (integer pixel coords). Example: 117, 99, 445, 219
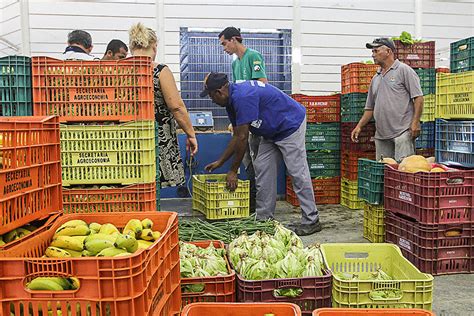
366, 37, 396, 51
200, 72, 229, 97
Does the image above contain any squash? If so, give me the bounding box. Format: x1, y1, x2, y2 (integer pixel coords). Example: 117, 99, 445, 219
380, 157, 397, 164
398, 155, 431, 173
426, 157, 435, 164
430, 167, 445, 173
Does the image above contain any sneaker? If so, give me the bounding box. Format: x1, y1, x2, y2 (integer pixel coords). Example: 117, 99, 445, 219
294, 220, 322, 236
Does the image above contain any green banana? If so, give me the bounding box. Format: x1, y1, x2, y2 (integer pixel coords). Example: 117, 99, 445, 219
114, 234, 138, 253
69, 277, 80, 290
141, 218, 153, 229
82, 250, 94, 257
59, 220, 87, 229
3, 229, 17, 243
84, 233, 117, 244
45, 246, 72, 258
123, 219, 142, 238
139, 229, 154, 241
51, 236, 85, 251
45, 277, 72, 290
114, 252, 132, 257
0, 236, 5, 246
89, 222, 102, 233
27, 278, 65, 291
85, 239, 115, 255
54, 224, 90, 237
152, 231, 161, 241
64, 249, 83, 257
99, 223, 120, 235
96, 247, 128, 257
137, 240, 153, 250
16, 227, 32, 238
23, 224, 39, 232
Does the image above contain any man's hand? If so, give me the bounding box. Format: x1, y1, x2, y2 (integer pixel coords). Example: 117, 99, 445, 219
186, 136, 198, 156
351, 125, 362, 142
226, 170, 238, 191
205, 160, 223, 173
410, 121, 421, 139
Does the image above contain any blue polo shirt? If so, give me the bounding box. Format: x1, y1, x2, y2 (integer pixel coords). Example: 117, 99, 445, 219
226, 81, 305, 141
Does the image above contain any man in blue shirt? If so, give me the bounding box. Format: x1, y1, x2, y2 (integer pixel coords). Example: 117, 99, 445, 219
201, 73, 321, 235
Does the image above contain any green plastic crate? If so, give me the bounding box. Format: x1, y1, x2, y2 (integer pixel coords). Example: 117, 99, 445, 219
363, 202, 385, 243
341, 93, 368, 123
306, 123, 340, 151
320, 243, 433, 309
192, 174, 249, 220
307, 150, 341, 178
357, 159, 384, 205
450, 36, 474, 73
0, 56, 33, 116
415, 68, 436, 95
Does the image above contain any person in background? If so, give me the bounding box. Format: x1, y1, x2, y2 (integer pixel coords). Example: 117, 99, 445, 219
128, 23, 198, 188
102, 39, 128, 60
62, 30, 96, 60
202, 73, 321, 236
219, 26, 268, 212
351, 37, 423, 161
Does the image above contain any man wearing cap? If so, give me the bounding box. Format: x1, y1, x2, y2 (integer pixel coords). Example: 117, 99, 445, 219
202, 73, 321, 236
351, 37, 423, 161
219, 26, 268, 213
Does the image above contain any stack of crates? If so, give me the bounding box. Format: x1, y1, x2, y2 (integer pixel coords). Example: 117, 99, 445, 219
287, 94, 341, 206
435, 36, 474, 168
340, 63, 378, 209
0, 56, 33, 116
31, 56, 160, 213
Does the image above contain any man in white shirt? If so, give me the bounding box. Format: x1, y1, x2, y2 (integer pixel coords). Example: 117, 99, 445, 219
62, 30, 96, 60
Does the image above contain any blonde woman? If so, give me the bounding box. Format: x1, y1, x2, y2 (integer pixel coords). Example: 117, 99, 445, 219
129, 23, 198, 188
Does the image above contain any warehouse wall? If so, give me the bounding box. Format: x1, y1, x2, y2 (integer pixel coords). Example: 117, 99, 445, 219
2, 0, 473, 94
0, 0, 21, 56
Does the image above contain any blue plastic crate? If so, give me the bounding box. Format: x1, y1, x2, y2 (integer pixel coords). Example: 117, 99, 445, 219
435, 119, 474, 167
416, 121, 435, 149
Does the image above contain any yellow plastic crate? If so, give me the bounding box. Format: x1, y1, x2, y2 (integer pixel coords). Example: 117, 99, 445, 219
341, 178, 363, 209
60, 120, 156, 186
436, 71, 474, 119
320, 243, 433, 309
420, 94, 435, 122
363, 202, 385, 243
192, 174, 249, 220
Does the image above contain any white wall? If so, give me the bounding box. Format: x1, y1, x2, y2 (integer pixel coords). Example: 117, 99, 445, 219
0, 0, 21, 56
2, 0, 473, 94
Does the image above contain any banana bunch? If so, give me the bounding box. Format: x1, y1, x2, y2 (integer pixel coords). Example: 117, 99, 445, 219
26, 276, 80, 291
43, 218, 162, 258
0, 224, 38, 246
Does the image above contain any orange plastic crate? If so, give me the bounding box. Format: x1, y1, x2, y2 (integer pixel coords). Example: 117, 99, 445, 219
62, 182, 157, 213
32, 56, 154, 123
0, 211, 179, 309
0, 116, 62, 235
181, 302, 302, 316
313, 308, 434, 315
291, 94, 341, 123
286, 176, 340, 206
181, 240, 236, 307
341, 63, 379, 94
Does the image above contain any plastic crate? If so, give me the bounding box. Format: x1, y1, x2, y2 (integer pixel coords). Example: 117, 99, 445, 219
63, 182, 157, 213
0, 56, 33, 116
415, 121, 435, 149
414, 68, 436, 95
363, 202, 385, 243
182, 302, 302, 316
416, 148, 434, 159
306, 150, 340, 178
32, 56, 154, 123
320, 243, 433, 309
341, 150, 376, 181
436, 68, 450, 74
291, 94, 341, 123
341, 123, 376, 153
0, 211, 179, 304
341, 178, 364, 210
236, 270, 332, 315
341, 63, 379, 94
357, 159, 384, 205
435, 119, 474, 167
394, 40, 435, 69
0, 116, 62, 235
313, 308, 434, 315
192, 174, 249, 220
385, 211, 474, 275
286, 176, 340, 206
341, 93, 368, 123
436, 71, 474, 119
421, 94, 435, 122
181, 240, 236, 307
384, 164, 474, 224
60, 120, 156, 186
305, 123, 341, 151
450, 36, 474, 73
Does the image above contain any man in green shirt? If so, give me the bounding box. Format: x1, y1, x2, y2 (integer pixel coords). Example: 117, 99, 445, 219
219, 27, 268, 212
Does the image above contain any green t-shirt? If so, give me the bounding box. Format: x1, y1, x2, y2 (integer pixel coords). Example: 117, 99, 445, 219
232, 48, 267, 82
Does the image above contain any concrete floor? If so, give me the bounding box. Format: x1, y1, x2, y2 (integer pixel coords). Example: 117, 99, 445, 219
161, 199, 474, 316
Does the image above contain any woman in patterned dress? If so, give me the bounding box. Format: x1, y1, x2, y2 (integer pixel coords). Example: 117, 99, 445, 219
129, 23, 198, 188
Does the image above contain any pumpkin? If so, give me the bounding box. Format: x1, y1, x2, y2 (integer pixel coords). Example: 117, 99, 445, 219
430, 167, 445, 173
398, 155, 431, 173
380, 157, 397, 164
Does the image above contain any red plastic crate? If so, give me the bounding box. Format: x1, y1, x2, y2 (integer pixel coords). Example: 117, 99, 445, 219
181, 240, 236, 307
313, 308, 434, 315
63, 182, 157, 213
394, 40, 435, 69
0, 211, 179, 304
384, 164, 473, 224
152, 280, 181, 316
341, 63, 379, 94
182, 302, 302, 316
0, 116, 62, 235
341, 122, 376, 153
286, 176, 341, 206
436, 67, 450, 74
385, 211, 474, 275
291, 94, 341, 123
32, 56, 154, 123
341, 150, 376, 181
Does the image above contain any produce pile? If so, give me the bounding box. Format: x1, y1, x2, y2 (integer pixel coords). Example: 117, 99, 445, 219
43, 218, 161, 258
382, 155, 447, 173
391, 31, 422, 45
26, 276, 80, 291
0, 224, 38, 245
179, 242, 229, 292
